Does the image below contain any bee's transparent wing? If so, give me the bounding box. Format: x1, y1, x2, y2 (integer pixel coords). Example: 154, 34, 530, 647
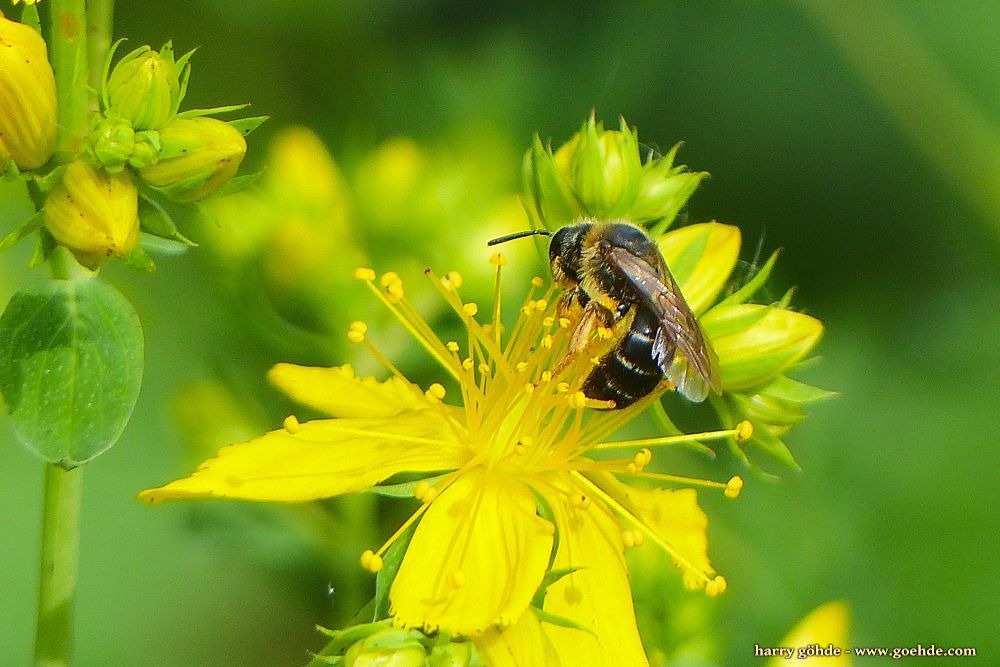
608, 247, 722, 402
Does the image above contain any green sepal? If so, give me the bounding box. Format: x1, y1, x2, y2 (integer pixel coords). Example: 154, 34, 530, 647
0, 278, 144, 468
530, 486, 560, 571
2, 158, 21, 181
0, 210, 44, 252
761, 375, 838, 405
100, 38, 129, 111
120, 244, 156, 272
28, 164, 67, 194
20, 3, 42, 32
138, 192, 197, 246
143, 166, 216, 199
367, 473, 447, 498
213, 169, 264, 198
28, 228, 57, 269
140, 235, 192, 257
531, 566, 582, 608
172, 49, 197, 115
700, 302, 773, 338
228, 116, 269, 137
311, 620, 391, 663
719, 249, 781, 307
373, 519, 418, 620
532, 608, 596, 637
176, 103, 250, 120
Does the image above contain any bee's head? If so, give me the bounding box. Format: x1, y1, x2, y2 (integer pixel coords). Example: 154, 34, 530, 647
549, 222, 593, 284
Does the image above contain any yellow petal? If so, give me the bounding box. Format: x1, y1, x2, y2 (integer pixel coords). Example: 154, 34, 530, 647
704, 305, 823, 391
139, 412, 467, 503
540, 483, 649, 666
268, 363, 430, 418
390, 469, 554, 636
768, 601, 852, 667
659, 222, 741, 314
476, 610, 562, 667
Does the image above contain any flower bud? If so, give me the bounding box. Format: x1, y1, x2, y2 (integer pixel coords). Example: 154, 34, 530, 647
568, 115, 642, 216
90, 117, 136, 173
139, 117, 246, 202
128, 131, 160, 169
0, 14, 57, 170
106, 43, 181, 131
702, 304, 823, 391
43, 160, 139, 267
429, 641, 485, 667
343, 628, 427, 667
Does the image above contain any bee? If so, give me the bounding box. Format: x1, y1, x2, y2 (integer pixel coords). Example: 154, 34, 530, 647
488, 219, 721, 408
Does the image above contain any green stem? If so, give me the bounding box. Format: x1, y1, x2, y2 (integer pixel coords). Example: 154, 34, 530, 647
33, 466, 83, 667
48, 0, 89, 162
86, 0, 115, 98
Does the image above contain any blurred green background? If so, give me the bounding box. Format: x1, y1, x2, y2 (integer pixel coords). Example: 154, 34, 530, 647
2, 0, 998, 664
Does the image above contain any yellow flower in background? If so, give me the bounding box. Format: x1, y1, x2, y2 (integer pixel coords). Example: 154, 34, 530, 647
142, 245, 750, 664
767, 601, 852, 667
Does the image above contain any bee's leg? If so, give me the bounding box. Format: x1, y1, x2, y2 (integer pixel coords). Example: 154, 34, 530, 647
551, 301, 602, 380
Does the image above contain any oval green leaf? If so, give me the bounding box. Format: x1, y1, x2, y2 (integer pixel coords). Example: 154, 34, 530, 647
0, 278, 143, 468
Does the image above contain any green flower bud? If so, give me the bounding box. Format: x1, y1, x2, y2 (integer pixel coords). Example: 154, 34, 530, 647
0, 13, 57, 170
702, 304, 824, 391
128, 131, 160, 169
344, 628, 427, 667
737, 375, 837, 438
140, 117, 247, 202
107, 43, 182, 131
43, 160, 140, 267
90, 116, 135, 173
429, 641, 485, 667
523, 115, 705, 230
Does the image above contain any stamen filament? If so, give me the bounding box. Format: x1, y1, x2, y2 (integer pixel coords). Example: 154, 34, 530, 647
591, 424, 746, 451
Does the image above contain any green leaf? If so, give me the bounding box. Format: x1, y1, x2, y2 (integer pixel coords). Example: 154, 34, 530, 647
0, 278, 144, 468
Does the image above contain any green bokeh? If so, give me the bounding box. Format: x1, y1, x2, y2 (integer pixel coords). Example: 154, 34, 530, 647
2, 1, 997, 665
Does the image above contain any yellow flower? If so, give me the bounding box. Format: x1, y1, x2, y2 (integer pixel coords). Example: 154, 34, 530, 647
141, 254, 748, 664
0, 12, 57, 170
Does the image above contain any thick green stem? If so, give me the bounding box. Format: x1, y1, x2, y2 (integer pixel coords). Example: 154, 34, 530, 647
48, 0, 89, 161
86, 0, 115, 99
33, 466, 83, 667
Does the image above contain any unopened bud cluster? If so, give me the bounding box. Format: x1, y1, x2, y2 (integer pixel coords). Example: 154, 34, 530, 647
523, 114, 706, 231
0, 16, 263, 269
317, 623, 485, 667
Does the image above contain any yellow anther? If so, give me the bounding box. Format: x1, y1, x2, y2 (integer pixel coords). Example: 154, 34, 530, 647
735, 420, 754, 443
349, 320, 368, 333
387, 282, 405, 300
379, 271, 401, 288
414, 481, 430, 500
558, 317, 571, 328
489, 252, 507, 266
535, 299, 548, 310
515, 361, 528, 372
597, 326, 613, 340
626, 462, 637, 474
462, 357, 474, 371
521, 304, 533, 315
425, 383, 446, 400
514, 442, 528, 455
541, 335, 553, 349
705, 575, 727, 597
283, 415, 301, 434
478, 362, 491, 376
448, 570, 467, 589
540, 371, 552, 383
724, 475, 744, 499
462, 302, 479, 317
570, 391, 588, 409
361, 550, 383, 573
347, 329, 365, 343
622, 529, 637, 548
556, 382, 570, 393
446, 341, 460, 353
354, 267, 376, 281
523, 383, 535, 395
531, 276, 544, 287
542, 316, 555, 327
572, 494, 591, 510
633, 447, 652, 469
441, 271, 463, 291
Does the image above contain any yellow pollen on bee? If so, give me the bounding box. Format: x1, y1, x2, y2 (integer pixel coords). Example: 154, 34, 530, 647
597, 327, 613, 340
572, 494, 591, 510
541, 335, 553, 349
489, 252, 507, 266
282, 415, 301, 434
705, 575, 728, 597
515, 361, 528, 372
570, 391, 588, 409
462, 358, 474, 371
558, 317, 571, 328
540, 371, 552, 383
725, 476, 744, 499
556, 382, 570, 393
360, 550, 384, 573
353, 267, 376, 281
735, 420, 754, 443
425, 383, 446, 401
446, 341, 460, 353
448, 570, 467, 589
590, 356, 601, 365
462, 302, 479, 317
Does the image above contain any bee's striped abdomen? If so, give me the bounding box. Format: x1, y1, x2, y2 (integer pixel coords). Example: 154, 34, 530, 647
582, 308, 668, 409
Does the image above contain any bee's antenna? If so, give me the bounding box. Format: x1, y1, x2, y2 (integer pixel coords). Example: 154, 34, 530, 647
487, 229, 554, 246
